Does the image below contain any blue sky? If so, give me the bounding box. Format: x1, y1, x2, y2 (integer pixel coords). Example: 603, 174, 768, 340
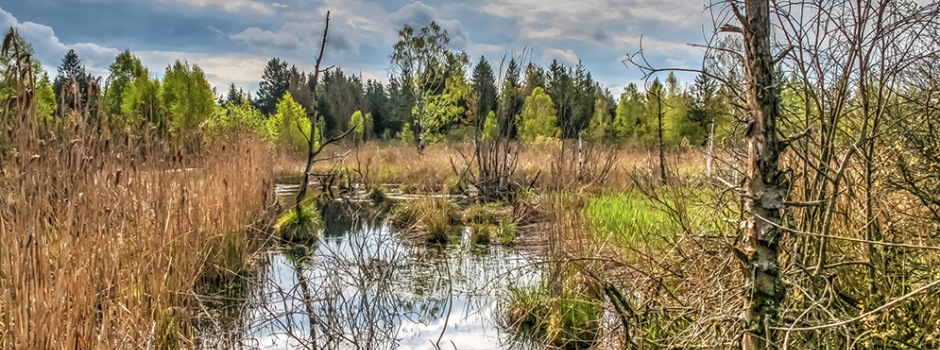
0, 0, 712, 95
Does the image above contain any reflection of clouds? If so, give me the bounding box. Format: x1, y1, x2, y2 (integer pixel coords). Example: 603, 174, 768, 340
241, 201, 543, 349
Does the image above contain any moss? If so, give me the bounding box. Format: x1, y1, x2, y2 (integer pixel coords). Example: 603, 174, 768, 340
275, 201, 323, 244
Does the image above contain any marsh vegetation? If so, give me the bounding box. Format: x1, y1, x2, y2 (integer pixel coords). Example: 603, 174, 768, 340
3, 1, 940, 349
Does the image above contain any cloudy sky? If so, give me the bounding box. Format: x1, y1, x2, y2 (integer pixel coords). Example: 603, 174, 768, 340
0, 0, 713, 95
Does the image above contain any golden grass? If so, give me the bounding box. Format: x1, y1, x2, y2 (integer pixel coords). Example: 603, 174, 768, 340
304, 141, 708, 194
0, 108, 274, 349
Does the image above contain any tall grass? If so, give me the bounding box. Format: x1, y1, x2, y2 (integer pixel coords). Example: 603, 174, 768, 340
0, 69, 274, 348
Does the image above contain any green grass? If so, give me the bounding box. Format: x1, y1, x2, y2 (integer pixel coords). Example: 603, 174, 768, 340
470, 224, 493, 244
505, 284, 603, 349
583, 187, 721, 247
275, 201, 323, 244
583, 191, 675, 246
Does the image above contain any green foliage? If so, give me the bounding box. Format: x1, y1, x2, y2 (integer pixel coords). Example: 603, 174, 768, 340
471, 56, 498, 125
208, 99, 264, 133
0, 29, 44, 101
482, 110, 498, 140
121, 69, 164, 130
506, 283, 602, 349
257, 57, 290, 115
105, 50, 146, 119
585, 96, 613, 142
350, 110, 365, 143
53, 49, 92, 108
275, 201, 323, 244
613, 83, 647, 142
398, 122, 415, 144
662, 73, 702, 145
390, 22, 470, 146
162, 60, 216, 132
518, 87, 559, 142
35, 74, 57, 125
265, 91, 312, 152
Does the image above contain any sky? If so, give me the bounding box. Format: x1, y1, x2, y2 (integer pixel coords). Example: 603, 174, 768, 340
0, 0, 714, 96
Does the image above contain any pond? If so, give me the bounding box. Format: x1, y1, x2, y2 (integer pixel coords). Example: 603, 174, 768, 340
198, 185, 546, 349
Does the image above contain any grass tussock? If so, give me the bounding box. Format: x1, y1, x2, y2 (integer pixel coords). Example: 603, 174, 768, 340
388, 196, 460, 244
505, 280, 604, 349
275, 201, 323, 244
470, 221, 517, 245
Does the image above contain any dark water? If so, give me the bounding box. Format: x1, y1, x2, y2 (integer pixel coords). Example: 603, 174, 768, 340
200, 186, 544, 349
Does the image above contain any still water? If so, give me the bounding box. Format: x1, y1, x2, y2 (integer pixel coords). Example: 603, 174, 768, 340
200, 195, 544, 349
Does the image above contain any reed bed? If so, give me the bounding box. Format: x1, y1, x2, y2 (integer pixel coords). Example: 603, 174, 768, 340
0, 101, 274, 348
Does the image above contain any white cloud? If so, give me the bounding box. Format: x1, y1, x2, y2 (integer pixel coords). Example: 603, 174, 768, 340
158, 0, 274, 15
230, 22, 310, 52
1, 7, 119, 78
541, 48, 579, 66
135, 51, 272, 93
386, 1, 469, 49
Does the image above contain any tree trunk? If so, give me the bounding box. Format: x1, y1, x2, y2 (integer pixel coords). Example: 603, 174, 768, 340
740, 1, 786, 349
657, 91, 667, 185
294, 12, 331, 210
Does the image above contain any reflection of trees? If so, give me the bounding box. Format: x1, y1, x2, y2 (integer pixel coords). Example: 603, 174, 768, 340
245, 201, 542, 349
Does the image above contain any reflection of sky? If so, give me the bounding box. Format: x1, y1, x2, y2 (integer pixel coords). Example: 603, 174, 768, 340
242, 203, 543, 349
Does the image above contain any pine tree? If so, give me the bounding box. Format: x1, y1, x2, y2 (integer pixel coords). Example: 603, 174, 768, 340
53, 49, 92, 109
364, 80, 390, 139
224, 83, 246, 106
256, 57, 290, 115
470, 56, 498, 128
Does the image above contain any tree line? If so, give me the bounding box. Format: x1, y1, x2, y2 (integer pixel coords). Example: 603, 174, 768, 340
2, 24, 740, 151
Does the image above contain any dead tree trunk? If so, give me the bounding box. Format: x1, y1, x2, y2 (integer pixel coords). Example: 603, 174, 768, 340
738, 1, 786, 348
656, 90, 667, 185
295, 12, 331, 209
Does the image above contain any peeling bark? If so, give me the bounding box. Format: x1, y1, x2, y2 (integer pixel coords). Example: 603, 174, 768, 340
740, 0, 786, 349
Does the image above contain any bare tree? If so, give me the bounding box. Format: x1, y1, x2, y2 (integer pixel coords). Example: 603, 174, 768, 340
294, 11, 358, 209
